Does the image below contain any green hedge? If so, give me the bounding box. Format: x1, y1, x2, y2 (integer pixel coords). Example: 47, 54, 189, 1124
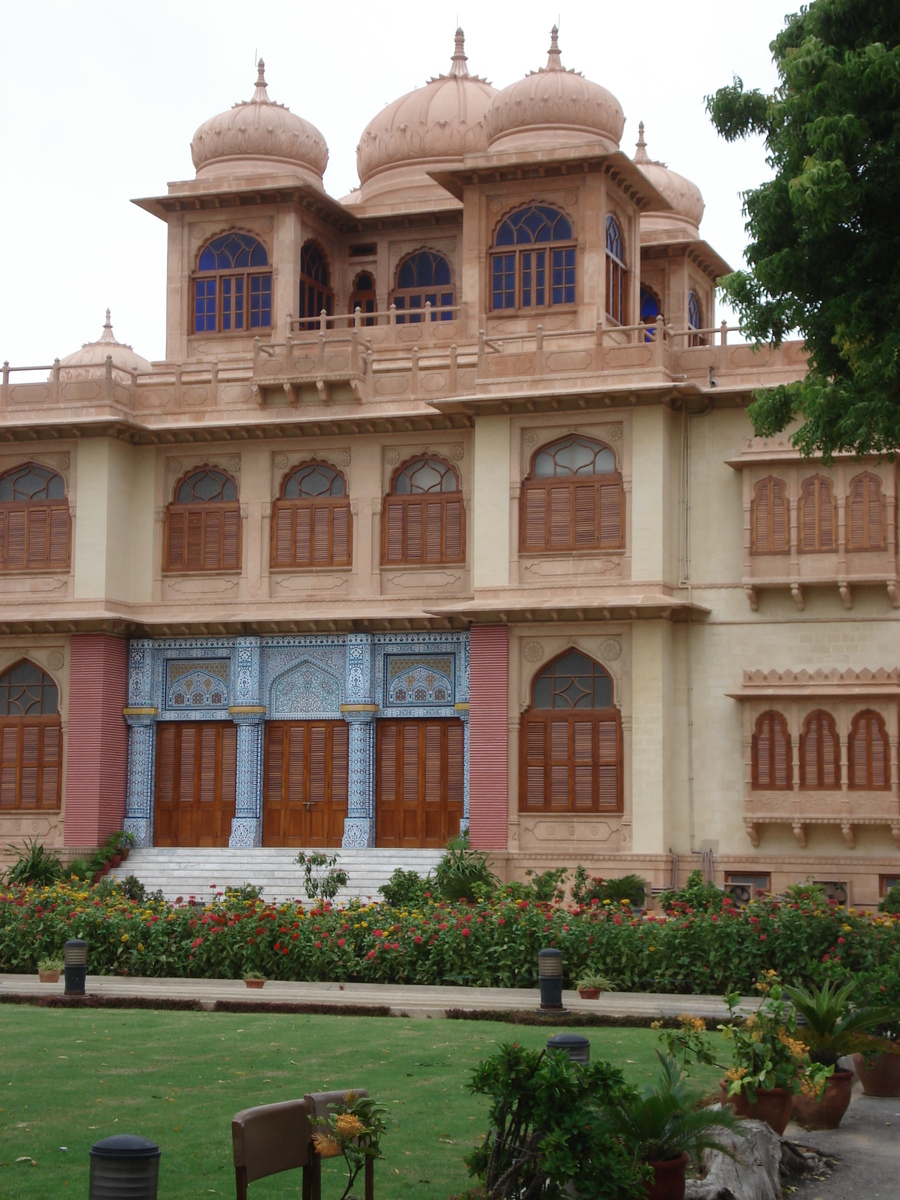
2, 880, 899, 994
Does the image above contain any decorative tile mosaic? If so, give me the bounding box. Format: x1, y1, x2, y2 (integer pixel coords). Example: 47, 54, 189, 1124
374, 632, 469, 718
165, 660, 229, 710
270, 659, 343, 718
385, 655, 454, 707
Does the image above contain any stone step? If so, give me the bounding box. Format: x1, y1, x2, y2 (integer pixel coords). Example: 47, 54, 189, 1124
108, 848, 446, 904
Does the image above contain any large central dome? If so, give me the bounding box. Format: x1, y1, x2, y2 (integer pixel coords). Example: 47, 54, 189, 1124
485, 27, 625, 153
350, 30, 496, 207
191, 61, 329, 188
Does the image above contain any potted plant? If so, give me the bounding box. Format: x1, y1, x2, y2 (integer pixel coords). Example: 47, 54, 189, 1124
38, 955, 63, 984
115, 830, 136, 862
785, 979, 898, 1127
851, 967, 900, 1096
597, 1054, 744, 1200
576, 971, 615, 1000
658, 975, 830, 1136
243, 972, 266, 989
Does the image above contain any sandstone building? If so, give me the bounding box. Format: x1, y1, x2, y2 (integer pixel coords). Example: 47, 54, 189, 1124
1, 30, 897, 904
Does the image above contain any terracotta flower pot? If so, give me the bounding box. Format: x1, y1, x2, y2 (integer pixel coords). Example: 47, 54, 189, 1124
578, 987, 602, 999
109, 854, 122, 869
643, 1151, 689, 1200
244, 978, 265, 989
720, 1081, 793, 1135
38, 969, 61, 984
853, 1050, 900, 1097
791, 1068, 854, 1129
92, 871, 102, 884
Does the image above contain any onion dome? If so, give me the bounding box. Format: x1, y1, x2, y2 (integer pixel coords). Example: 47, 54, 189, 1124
57, 310, 151, 383
191, 60, 328, 188
352, 29, 496, 205
633, 123, 704, 237
485, 27, 625, 153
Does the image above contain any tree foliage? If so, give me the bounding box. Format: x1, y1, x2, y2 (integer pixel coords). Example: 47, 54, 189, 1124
707, 0, 900, 457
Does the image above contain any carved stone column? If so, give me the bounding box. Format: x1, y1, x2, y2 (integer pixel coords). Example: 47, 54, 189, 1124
123, 708, 158, 848
342, 633, 376, 846
228, 707, 266, 847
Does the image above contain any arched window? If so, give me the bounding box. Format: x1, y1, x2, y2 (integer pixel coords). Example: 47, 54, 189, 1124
271, 461, 352, 569
752, 711, 792, 790
297, 241, 334, 330
163, 466, 241, 573
392, 251, 454, 323
192, 232, 271, 333
520, 435, 624, 554
491, 205, 575, 312
847, 473, 886, 551
0, 463, 70, 571
688, 291, 705, 347
520, 650, 622, 813
349, 271, 377, 326
640, 285, 660, 341
848, 710, 890, 790
751, 477, 790, 554
381, 455, 465, 565
605, 214, 626, 324
0, 660, 61, 811
799, 710, 840, 789
799, 475, 836, 552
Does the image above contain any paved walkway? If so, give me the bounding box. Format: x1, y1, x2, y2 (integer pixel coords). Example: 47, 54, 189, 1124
0, 972, 756, 1019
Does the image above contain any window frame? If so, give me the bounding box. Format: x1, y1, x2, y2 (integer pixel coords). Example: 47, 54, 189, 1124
519, 435, 625, 555
270, 460, 353, 570
0, 462, 71, 573
391, 249, 455, 323
848, 709, 891, 791
0, 660, 62, 812
191, 232, 272, 335
490, 205, 576, 314
798, 709, 841, 789
297, 240, 334, 331
751, 710, 793, 790
349, 271, 377, 326
750, 477, 790, 555
381, 454, 466, 567
163, 466, 242, 574
846, 472, 886, 551
798, 474, 837, 553
605, 213, 627, 325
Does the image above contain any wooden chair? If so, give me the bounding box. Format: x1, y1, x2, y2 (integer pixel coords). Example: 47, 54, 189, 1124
232, 1098, 315, 1200
304, 1088, 374, 1200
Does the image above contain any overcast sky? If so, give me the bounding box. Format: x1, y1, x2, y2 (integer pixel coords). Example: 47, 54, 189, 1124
0, 1, 796, 367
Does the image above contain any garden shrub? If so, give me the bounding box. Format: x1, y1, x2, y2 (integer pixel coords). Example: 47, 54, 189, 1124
380, 868, 431, 908
879, 883, 900, 915
4, 839, 64, 886
432, 833, 498, 902
657, 869, 723, 913
571, 868, 648, 908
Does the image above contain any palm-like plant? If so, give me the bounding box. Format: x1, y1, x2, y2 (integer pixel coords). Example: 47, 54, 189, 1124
598, 1054, 744, 1165
784, 980, 900, 1067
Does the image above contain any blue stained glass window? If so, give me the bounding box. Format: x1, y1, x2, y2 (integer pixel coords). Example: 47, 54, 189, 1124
193, 232, 271, 333
249, 275, 271, 329
199, 232, 269, 271
491, 206, 574, 310
393, 250, 455, 323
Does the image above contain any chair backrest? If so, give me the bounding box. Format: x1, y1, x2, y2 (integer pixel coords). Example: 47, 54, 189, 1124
232, 1098, 314, 1199
303, 1089, 373, 1200
303, 1087, 369, 1121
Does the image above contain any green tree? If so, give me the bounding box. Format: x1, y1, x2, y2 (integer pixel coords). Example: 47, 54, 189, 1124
708, 0, 900, 457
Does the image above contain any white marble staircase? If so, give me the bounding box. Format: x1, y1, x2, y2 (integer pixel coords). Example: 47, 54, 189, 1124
108, 848, 446, 905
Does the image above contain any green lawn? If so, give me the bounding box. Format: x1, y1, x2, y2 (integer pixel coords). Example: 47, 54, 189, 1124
1, 1007, 721, 1200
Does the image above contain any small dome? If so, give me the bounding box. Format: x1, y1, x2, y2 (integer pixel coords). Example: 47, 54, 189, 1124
57, 311, 151, 383
485, 27, 625, 153
633, 123, 704, 237
352, 30, 496, 206
191, 60, 328, 188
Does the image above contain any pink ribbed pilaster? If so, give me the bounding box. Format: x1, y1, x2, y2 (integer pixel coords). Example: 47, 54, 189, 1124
468, 625, 509, 849
63, 634, 128, 847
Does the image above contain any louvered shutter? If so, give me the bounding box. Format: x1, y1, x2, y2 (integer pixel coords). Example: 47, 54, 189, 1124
800, 480, 817, 550
331, 723, 349, 805
572, 720, 593, 808
26, 508, 48, 568
850, 712, 890, 789
770, 480, 788, 549
264, 723, 285, 841
40, 724, 61, 808
402, 724, 419, 802
199, 727, 216, 806
309, 725, 327, 804
548, 487, 571, 548
753, 479, 789, 553
817, 479, 835, 549
869, 717, 889, 789
221, 724, 237, 806
313, 507, 330, 564
549, 720, 569, 808
847, 474, 885, 550
221, 508, 241, 570
867, 478, 885, 548
185, 512, 204, 570
596, 718, 620, 809
19, 725, 39, 807
48, 507, 70, 567
524, 719, 546, 808
754, 712, 791, 789
272, 505, 293, 567
165, 511, 186, 570
332, 505, 351, 565
294, 507, 312, 565
424, 723, 441, 804
179, 726, 196, 802
573, 485, 596, 548
443, 498, 463, 560
405, 501, 423, 561
288, 724, 306, 806
6, 510, 26, 568
447, 722, 464, 807
598, 483, 623, 548
425, 501, 443, 561
384, 500, 404, 562
0, 725, 18, 807
522, 486, 547, 551
0, 513, 6, 569
156, 725, 175, 805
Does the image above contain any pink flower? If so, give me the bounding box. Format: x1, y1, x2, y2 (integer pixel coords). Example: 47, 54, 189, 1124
190, 937, 203, 948
414, 936, 422, 944
314, 941, 322, 949
837, 937, 845, 944
497, 917, 506, 926
337, 938, 346, 948
759, 934, 767, 941
461, 928, 470, 938
367, 949, 377, 959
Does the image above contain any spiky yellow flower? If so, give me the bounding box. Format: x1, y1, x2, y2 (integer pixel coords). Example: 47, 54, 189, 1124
335, 1113, 365, 1140
312, 1133, 342, 1158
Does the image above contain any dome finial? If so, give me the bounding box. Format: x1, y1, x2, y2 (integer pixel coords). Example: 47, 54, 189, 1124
100, 309, 116, 344
450, 27, 469, 77
252, 57, 269, 103
546, 24, 563, 71
634, 120, 651, 163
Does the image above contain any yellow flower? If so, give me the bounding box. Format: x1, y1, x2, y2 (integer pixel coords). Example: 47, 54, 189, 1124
312, 1134, 341, 1158
121, 934, 129, 943
335, 1113, 365, 1139
725, 1067, 747, 1081
137, 944, 144, 953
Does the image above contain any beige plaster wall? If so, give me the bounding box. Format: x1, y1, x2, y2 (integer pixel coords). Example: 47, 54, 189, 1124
631, 406, 680, 584
472, 415, 511, 589
74, 441, 155, 603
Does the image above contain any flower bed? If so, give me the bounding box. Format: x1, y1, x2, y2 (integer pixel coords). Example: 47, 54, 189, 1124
2, 882, 899, 992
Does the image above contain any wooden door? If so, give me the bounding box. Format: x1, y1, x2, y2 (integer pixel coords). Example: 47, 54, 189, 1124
376, 718, 464, 847
153, 722, 236, 846
263, 721, 348, 846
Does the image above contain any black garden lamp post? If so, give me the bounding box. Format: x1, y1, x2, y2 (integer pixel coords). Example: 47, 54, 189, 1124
89, 1134, 160, 1199
538, 947, 564, 1011
63, 938, 87, 995
546, 1033, 591, 1065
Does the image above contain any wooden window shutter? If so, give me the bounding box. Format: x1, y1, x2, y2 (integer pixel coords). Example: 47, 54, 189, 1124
597, 483, 623, 548
573, 485, 597, 548
0, 725, 18, 807
424, 724, 442, 803
522, 486, 547, 551
384, 500, 405, 563
596, 718, 620, 810
752, 478, 789, 554
548, 487, 571, 548
380, 723, 397, 798
20, 725, 39, 807
287, 724, 306, 806
405, 501, 423, 562
294, 507, 312, 565
572, 720, 593, 808
332, 505, 351, 565
443, 499, 463, 560
265, 723, 285, 804
179, 726, 197, 799
221, 508, 241, 570
156, 725, 176, 805
847, 474, 885, 550
800, 477, 835, 551
199, 726, 217, 804
6, 510, 26, 569
548, 719, 569, 808
402, 724, 419, 801
849, 710, 890, 789
48, 507, 70, 568
424, 501, 443, 561
165, 511, 186, 571
40, 724, 61, 808
752, 711, 792, 789
523, 719, 546, 808
309, 725, 327, 804
800, 710, 839, 789
202, 510, 222, 570
0, 513, 6, 570
312, 507, 330, 564
272, 505, 293, 568
25, 508, 48, 568
331, 723, 349, 805
221, 724, 237, 806
185, 512, 204, 571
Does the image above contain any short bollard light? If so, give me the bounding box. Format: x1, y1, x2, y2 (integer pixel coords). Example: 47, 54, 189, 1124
63, 938, 87, 996
546, 1033, 591, 1065
89, 1134, 160, 1200
538, 947, 564, 1011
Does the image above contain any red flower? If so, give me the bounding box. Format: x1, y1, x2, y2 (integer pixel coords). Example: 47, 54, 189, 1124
314, 941, 322, 948
759, 934, 767, 941
414, 936, 422, 944
837, 937, 846, 944
367, 949, 377, 959
282, 948, 289, 955
337, 938, 346, 948
497, 917, 506, 926
292, 933, 299, 941
461, 928, 470, 938
274, 942, 282, 951
190, 937, 203, 948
